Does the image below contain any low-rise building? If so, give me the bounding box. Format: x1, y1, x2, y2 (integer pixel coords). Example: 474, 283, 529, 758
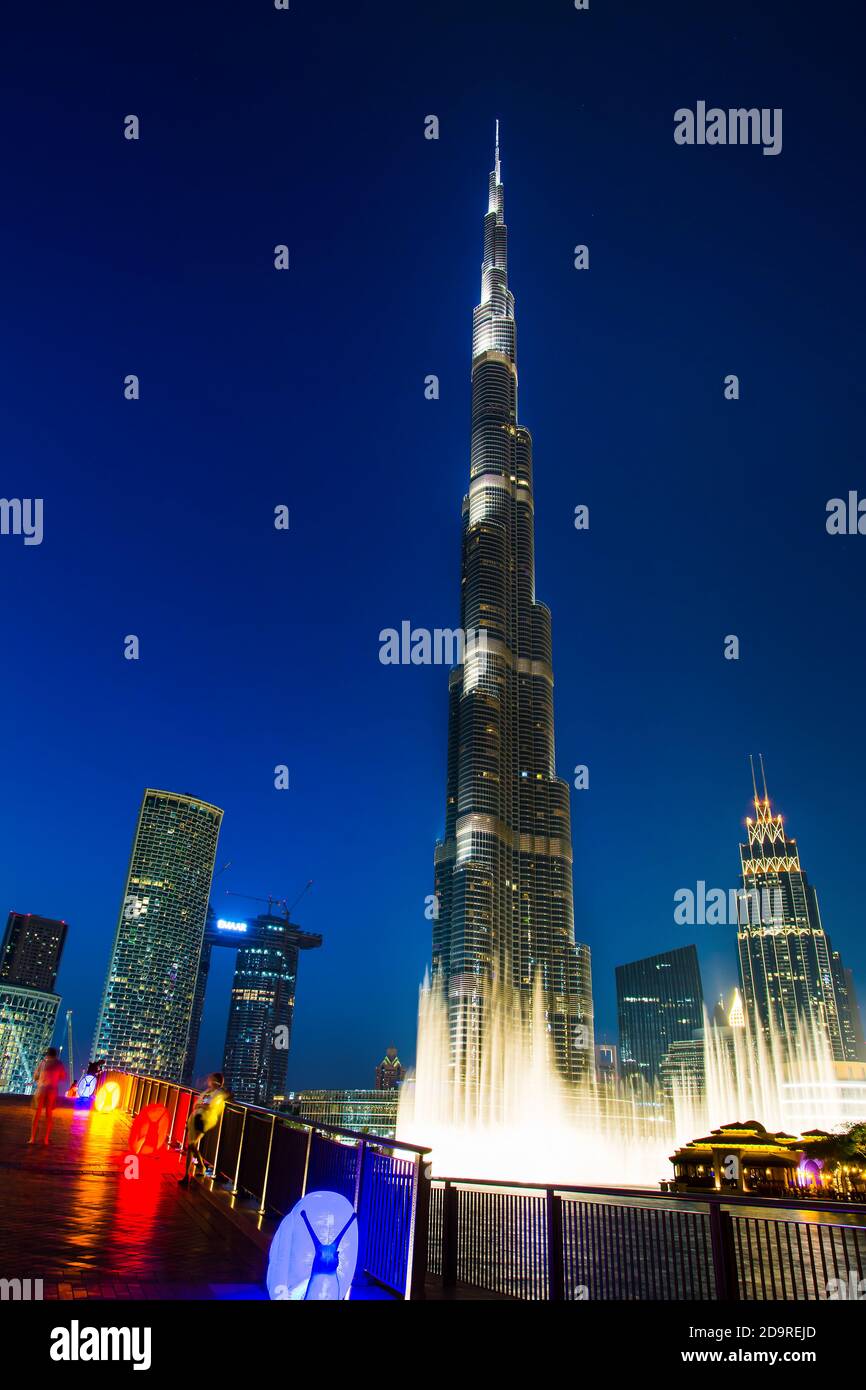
289, 1089, 399, 1138
670, 1121, 806, 1197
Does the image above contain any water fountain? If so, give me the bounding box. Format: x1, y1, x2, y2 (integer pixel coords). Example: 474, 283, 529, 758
397, 975, 852, 1188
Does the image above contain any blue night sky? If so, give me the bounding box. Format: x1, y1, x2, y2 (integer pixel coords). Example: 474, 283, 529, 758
2, 1, 864, 1087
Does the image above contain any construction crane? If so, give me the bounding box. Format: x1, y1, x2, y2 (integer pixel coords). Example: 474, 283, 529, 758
224, 880, 313, 925
63, 1009, 75, 1095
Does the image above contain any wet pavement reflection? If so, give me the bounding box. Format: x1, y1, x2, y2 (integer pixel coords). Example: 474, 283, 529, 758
0, 1096, 266, 1299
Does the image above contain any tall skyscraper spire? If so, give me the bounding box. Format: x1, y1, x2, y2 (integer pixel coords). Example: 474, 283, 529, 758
737, 774, 854, 1062
758, 752, 769, 803
432, 133, 594, 1084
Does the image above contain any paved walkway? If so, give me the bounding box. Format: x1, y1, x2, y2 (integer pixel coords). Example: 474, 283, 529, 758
0, 1096, 266, 1299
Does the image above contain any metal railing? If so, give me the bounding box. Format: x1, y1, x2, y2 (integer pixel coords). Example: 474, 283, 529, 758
103, 1072, 866, 1301
107, 1071, 431, 1299
429, 1176, 866, 1301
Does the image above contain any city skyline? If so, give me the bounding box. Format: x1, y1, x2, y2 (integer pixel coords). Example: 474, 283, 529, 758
3, 0, 866, 1334
3, 4, 865, 1091
5, 754, 864, 1092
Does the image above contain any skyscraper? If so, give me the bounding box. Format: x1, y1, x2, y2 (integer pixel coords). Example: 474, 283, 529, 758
831, 953, 866, 1062
1, 912, 67, 992
737, 761, 852, 1061
220, 911, 322, 1107
616, 945, 704, 1085
432, 128, 593, 1083
0, 911, 67, 1095
843, 965, 866, 1062
0, 986, 62, 1095
375, 1045, 403, 1090
92, 789, 223, 1080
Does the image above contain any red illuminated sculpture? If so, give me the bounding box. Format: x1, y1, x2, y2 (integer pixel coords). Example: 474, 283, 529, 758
128, 1104, 171, 1157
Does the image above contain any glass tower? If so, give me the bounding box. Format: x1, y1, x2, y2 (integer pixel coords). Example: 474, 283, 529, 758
616, 945, 704, 1085
737, 762, 852, 1061
92, 789, 223, 1081
1, 912, 67, 992
0, 912, 67, 1094
375, 1045, 404, 1090
220, 912, 322, 1107
0, 987, 61, 1095
432, 128, 594, 1083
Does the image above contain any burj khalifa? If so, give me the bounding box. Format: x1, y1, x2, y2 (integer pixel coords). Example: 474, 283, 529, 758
432, 128, 594, 1084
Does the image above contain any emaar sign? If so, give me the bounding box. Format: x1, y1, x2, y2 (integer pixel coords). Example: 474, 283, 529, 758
216, 919, 247, 933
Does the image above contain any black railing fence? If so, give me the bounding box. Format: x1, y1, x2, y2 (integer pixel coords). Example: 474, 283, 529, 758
428, 1177, 866, 1301
108, 1071, 431, 1299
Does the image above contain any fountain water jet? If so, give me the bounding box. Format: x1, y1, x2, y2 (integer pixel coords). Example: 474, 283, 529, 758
398, 976, 852, 1188
397, 975, 671, 1187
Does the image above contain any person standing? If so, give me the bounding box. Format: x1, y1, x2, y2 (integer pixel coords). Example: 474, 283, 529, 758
29, 1048, 67, 1146
178, 1072, 230, 1186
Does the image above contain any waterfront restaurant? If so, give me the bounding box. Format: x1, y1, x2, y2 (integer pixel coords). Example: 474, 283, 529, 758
668, 1121, 805, 1196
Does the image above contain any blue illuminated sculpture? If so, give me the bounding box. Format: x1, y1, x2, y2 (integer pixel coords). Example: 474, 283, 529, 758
267, 1190, 359, 1301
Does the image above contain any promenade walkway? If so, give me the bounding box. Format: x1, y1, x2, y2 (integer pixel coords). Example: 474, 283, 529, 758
0, 1093, 502, 1301
0, 1095, 267, 1299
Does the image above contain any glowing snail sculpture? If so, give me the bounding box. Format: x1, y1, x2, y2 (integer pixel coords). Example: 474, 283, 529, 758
267, 1191, 359, 1301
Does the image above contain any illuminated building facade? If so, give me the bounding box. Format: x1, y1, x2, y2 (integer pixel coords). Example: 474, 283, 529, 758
217, 912, 322, 1106
832, 954, 866, 1061
669, 1121, 804, 1196
292, 1090, 399, 1139
781, 1060, 866, 1129
432, 128, 593, 1083
593, 1041, 619, 1093
0, 913, 66, 1095
727, 987, 745, 1030
616, 945, 704, 1085
92, 789, 223, 1081
375, 1045, 403, 1090
1, 912, 67, 992
0, 985, 61, 1095
737, 764, 855, 1062
659, 1034, 706, 1105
